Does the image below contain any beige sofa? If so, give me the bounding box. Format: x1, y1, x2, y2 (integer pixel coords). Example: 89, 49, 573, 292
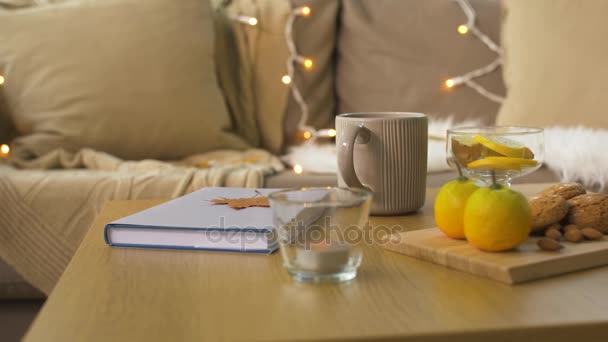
0, 0, 551, 295
1, 0, 581, 339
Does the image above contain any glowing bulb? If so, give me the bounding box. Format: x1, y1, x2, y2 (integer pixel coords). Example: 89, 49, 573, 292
0, 144, 9, 154
281, 75, 291, 85
248, 17, 258, 26
303, 58, 313, 70
293, 164, 304, 174
303, 131, 312, 139
300, 6, 311, 16
327, 129, 337, 137
0, 75, 5, 86
457, 25, 469, 34
445, 79, 455, 88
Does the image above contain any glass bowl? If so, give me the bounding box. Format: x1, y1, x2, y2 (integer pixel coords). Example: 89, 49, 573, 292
446, 126, 544, 186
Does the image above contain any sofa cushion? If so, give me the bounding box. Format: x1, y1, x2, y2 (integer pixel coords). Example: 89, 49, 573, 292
337, 0, 504, 124
497, 0, 608, 129
0, 0, 249, 161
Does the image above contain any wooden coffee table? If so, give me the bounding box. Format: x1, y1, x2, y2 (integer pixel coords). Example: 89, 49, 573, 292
25, 184, 608, 341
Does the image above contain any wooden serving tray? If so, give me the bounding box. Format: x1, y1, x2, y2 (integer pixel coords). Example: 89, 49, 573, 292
384, 228, 608, 284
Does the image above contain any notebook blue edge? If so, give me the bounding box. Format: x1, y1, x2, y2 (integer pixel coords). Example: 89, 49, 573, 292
103, 187, 281, 254
104, 224, 278, 254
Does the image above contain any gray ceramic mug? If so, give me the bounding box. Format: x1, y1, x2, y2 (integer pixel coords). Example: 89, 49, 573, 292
336, 113, 428, 215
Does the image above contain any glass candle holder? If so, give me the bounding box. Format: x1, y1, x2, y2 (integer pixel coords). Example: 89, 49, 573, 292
268, 187, 372, 283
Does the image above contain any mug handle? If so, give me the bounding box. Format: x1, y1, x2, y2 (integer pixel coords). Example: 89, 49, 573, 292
338, 124, 371, 190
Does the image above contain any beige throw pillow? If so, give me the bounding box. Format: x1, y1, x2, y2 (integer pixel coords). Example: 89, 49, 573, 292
0, 0, 249, 161
497, 0, 608, 129
337, 0, 504, 124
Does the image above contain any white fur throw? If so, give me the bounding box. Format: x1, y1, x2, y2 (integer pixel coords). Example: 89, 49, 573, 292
544, 127, 608, 191
283, 119, 608, 191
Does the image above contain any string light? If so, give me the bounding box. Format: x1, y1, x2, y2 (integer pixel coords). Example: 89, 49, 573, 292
293, 164, 304, 174
457, 25, 469, 35
247, 17, 258, 26
283, 5, 336, 145
0, 144, 9, 159
295, 56, 314, 70
297, 6, 311, 17
0, 75, 5, 86
233, 15, 258, 26
445, 0, 504, 103
224, 3, 334, 175
303, 59, 313, 69
315, 129, 337, 138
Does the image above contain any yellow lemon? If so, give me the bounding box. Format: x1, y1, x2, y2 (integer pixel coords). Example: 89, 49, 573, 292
464, 184, 531, 252
474, 135, 534, 159
467, 157, 538, 171
434, 177, 480, 239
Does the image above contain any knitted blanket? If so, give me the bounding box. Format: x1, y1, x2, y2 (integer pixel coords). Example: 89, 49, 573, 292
0, 148, 283, 295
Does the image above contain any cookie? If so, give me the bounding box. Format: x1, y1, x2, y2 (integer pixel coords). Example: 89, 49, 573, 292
528, 195, 569, 232
538, 183, 586, 200
567, 194, 608, 233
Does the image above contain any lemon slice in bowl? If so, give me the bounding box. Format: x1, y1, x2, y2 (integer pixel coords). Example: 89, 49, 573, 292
467, 157, 538, 171
474, 135, 535, 159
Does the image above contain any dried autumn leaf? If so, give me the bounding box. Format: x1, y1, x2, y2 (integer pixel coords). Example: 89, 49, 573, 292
210, 196, 269, 210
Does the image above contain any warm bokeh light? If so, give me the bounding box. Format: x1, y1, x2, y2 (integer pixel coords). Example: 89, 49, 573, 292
248, 17, 258, 26
445, 79, 455, 88
0, 144, 9, 155
0, 75, 5, 86
281, 75, 292, 85
303, 58, 313, 70
327, 129, 337, 137
457, 25, 469, 34
300, 6, 311, 16
293, 164, 304, 174
303, 131, 312, 139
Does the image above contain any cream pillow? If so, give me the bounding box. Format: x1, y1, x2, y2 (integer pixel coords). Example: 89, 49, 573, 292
498, 0, 608, 129
0, 0, 249, 161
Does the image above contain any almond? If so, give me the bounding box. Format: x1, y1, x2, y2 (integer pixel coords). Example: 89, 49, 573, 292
563, 224, 579, 233
537, 238, 564, 251
545, 227, 562, 241
564, 229, 583, 243
581, 228, 603, 241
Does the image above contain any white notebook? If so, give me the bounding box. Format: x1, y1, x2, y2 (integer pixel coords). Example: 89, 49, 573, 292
104, 187, 280, 253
